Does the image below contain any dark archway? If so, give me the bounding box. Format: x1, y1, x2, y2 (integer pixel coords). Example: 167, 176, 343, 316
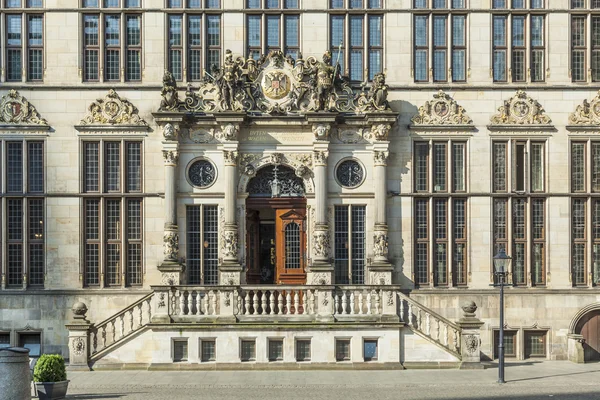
246, 165, 305, 198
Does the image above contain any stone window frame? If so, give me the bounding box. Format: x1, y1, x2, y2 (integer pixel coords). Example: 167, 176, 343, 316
199, 337, 216, 362
185, 157, 218, 189
362, 337, 378, 361
569, 139, 600, 287
16, 327, 43, 357
334, 157, 366, 189
171, 337, 189, 362
335, 337, 351, 362
412, 0, 468, 83
0, 329, 12, 348
244, 1, 301, 61
185, 203, 219, 285
491, 138, 547, 287
239, 337, 256, 362
80, 3, 143, 82
79, 138, 145, 289
267, 337, 284, 362
569, 0, 600, 83
0, 4, 45, 83
490, 325, 551, 360
333, 204, 367, 285
491, 0, 547, 83
294, 337, 311, 362
329, 3, 383, 82
165, 6, 222, 82
412, 137, 469, 288
0, 138, 47, 290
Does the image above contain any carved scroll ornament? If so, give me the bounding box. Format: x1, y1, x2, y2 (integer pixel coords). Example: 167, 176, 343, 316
569, 91, 600, 126
411, 90, 472, 126
0, 89, 48, 126
490, 90, 551, 125
79, 89, 148, 126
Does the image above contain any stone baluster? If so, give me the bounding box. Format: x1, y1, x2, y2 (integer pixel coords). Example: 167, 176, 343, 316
111, 320, 116, 343
367, 291, 372, 315
285, 292, 292, 315
129, 310, 134, 332
261, 291, 268, 315
358, 292, 364, 315
147, 298, 152, 322
417, 308, 422, 329
302, 290, 308, 315
294, 292, 300, 315
278, 292, 284, 315
253, 291, 259, 315
270, 292, 276, 315
426, 313, 431, 336
375, 290, 380, 314
341, 291, 348, 314
334, 292, 340, 315
179, 290, 185, 315
210, 290, 217, 315
399, 298, 405, 322
350, 291, 355, 315
244, 292, 251, 315
195, 291, 201, 316
407, 302, 413, 326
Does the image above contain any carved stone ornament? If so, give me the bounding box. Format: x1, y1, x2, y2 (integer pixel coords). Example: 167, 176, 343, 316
461, 300, 478, 318
217, 123, 240, 141
71, 302, 88, 321
371, 272, 392, 285
310, 273, 331, 285
312, 123, 331, 140
163, 150, 179, 165
71, 337, 86, 356
465, 335, 479, 354
569, 91, 600, 126
223, 150, 238, 165
270, 152, 284, 165
222, 230, 239, 259
79, 89, 148, 126
295, 165, 311, 178
313, 151, 328, 166
356, 72, 390, 113
163, 231, 179, 261
163, 123, 178, 140
161, 272, 178, 286
312, 230, 330, 258
221, 272, 240, 285
371, 124, 391, 141
244, 164, 256, 177
156, 49, 389, 114
373, 232, 389, 258
490, 90, 552, 125
373, 151, 389, 166
410, 90, 473, 126
0, 89, 49, 126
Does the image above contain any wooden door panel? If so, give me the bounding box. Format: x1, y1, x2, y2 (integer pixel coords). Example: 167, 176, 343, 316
275, 208, 306, 285
581, 311, 600, 361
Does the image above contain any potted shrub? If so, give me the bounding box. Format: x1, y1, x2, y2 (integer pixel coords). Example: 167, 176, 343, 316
33, 354, 69, 400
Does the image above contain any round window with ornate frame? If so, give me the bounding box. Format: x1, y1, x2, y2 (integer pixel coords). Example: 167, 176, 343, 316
186, 158, 217, 189
335, 158, 365, 189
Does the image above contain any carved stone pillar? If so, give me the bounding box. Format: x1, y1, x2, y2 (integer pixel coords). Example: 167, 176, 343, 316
456, 301, 485, 369
308, 123, 334, 285
369, 126, 393, 285
159, 123, 184, 285
220, 145, 242, 285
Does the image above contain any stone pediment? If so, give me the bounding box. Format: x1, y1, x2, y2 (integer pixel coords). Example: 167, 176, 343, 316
0, 89, 49, 130
489, 90, 553, 130
410, 90, 473, 130
568, 91, 600, 130
157, 49, 392, 115
76, 89, 148, 132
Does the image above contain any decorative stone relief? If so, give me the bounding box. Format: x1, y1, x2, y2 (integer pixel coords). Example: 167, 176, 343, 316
373, 151, 389, 166
464, 335, 479, 354
569, 91, 600, 126
312, 123, 331, 140
387, 291, 394, 306
222, 230, 239, 259
0, 89, 48, 126
295, 165, 311, 178
160, 272, 178, 286
71, 337, 85, 356
371, 124, 391, 141
159, 71, 179, 111
355, 72, 390, 113
187, 128, 216, 143
287, 153, 313, 169
157, 293, 166, 308
371, 272, 391, 285
411, 90, 473, 126
163, 123, 178, 140
373, 232, 389, 258
313, 151, 328, 166
270, 152, 284, 165
490, 90, 551, 125
220, 272, 240, 285
223, 150, 238, 165
162, 150, 179, 165
335, 128, 368, 144
79, 89, 148, 126
238, 153, 315, 194
163, 232, 179, 261
312, 230, 331, 258
217, 123, 240, 141
310, 273, 331, 285
239, 153, 261, 168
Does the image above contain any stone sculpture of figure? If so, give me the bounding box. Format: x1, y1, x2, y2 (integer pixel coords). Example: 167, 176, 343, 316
313, 51, 337, 111
368, 72, 389, 110
216, 49, 243, 110
160, 71, 179, 111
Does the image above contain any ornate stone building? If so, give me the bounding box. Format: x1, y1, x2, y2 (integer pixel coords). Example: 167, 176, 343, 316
2, 0, 600, 367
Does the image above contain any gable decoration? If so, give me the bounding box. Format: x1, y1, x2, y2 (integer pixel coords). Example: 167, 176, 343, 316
0, 89, 49, 127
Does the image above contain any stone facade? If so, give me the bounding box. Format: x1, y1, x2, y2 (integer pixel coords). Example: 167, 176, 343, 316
1, 0, 600, 367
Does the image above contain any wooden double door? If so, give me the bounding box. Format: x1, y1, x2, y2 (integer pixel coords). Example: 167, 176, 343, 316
246, 198, 306, 285
579, 310, 600, 361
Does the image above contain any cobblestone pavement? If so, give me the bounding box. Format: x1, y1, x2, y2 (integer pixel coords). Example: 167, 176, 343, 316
63, 361, 600, 400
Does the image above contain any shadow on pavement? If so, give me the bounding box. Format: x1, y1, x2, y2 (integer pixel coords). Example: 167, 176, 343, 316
66, 394, 137, 399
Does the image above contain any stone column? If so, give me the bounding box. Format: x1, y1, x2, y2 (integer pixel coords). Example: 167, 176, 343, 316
369, 123, 393, 285
456, 301, 485, 369
308, 123, 334, 285
568, 334, 586, 363
159, 123, 184, 285
219, 124, 243, 285
66, 302, 91, 371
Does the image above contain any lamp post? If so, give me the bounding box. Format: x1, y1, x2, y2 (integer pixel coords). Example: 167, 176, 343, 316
493, 249, 512, 384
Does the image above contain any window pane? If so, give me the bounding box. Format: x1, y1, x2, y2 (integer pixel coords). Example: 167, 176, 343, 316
350, 0, 363, 7
433, 0, 446, 7
29, 199, 45, 286
266, 15, 280, 49
351, 206, 366, 284
207, 14, 221, 45
331, 0, 344, 7
452, 49, 465, 81
369, 49, 382, 80
127, 15, 141, 46
248, 15, 261, 47
169, 0, 183, 6
369, 0, 381, 7
415, 16, 428, 47
493, 0, 506, 7
28, 142, 44, 193
188, 0, 201, 6
593, 143, 600, 192
266, 0, 280, 7
126, 142, 141, 192
104, 0, 119, 6
452, 0, 465, 7
453, 143, 465, 191
247, 0, 260, 8
203, 206, 219, 285
126, 0, 140, 6
434, 199, 448, 285
169, 15, 183, 80
452, 15, 465, 47
334, 206, 350, 284
187, 206, 201, 284
6, 0, 22, 6
531, 15, 543, 47
7, 142, 23, 193
285, 0, 299, 8
531, 143, 544, 192
84, 15, 99, 81
414, 0, 427, 8
369, 15, 382, 47
512, 0, 525, 8
285, 15, 299, 49
572, 0, 585, 6
28, 15, 43, 46
83, 0, 99, 6
105, 142, 121, 192
434, 143, 447, 191
512, 16, 525, 47
531, 0, 543, 8
433, 16, 447, 82
572, 142, 585, 192
493, 15, 506, 47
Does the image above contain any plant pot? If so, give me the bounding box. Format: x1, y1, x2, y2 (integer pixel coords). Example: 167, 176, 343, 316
34, 380, 69, 400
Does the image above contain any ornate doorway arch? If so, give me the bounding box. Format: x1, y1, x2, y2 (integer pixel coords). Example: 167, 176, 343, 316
570, 303, 600, 362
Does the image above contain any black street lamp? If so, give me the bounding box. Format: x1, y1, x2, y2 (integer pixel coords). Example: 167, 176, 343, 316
493, 249, 512, 384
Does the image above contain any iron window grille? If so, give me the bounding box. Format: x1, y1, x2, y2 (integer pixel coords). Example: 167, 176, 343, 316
335, 339, 351, 361
241, 339, 256, 361
268, 339, 284, 361
295, 339, 311, 361
200, 339, 216, 362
